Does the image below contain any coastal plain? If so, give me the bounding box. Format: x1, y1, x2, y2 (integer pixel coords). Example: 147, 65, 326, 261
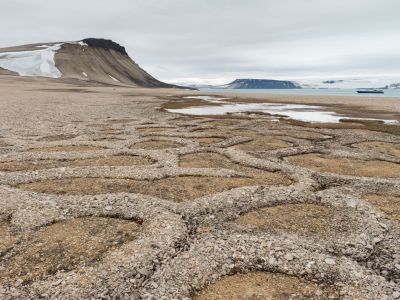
1, 76, 400, 299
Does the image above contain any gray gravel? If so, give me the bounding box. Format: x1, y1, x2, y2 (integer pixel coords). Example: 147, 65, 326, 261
0, 82, 400, 299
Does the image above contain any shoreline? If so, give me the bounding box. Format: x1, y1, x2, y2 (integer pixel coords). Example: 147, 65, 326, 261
161, 91, 400, 124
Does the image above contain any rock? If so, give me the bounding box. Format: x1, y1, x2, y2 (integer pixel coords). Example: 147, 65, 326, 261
138, 268, 151, 277
15, 279, 24, 286
268, 257, 277, 265
284, 253, 294, 261
305, 261, 315, 268
324, 258, 336, 265
51, 279, 63, 287
379, 223, 388, 229
347, 199, 357, 208
136, 277, 145, 287
151, 283, 159, 289
366, 244, 374, 250
372, 237, 382, 244
105, 205, 113, 211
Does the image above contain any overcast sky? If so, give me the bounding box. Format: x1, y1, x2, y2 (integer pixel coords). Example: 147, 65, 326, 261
1, 0, 399, 84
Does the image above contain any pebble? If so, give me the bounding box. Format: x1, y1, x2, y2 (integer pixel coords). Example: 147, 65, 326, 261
15, 279, 23, 286
151, 283, 159, 289
305, 261, 315, 268
284, 253, 294, 261
366, 244, 374, 250
52, 279, 63, 287
268, 257, 277, 265
138, 268, 151, 277
324, 258, 336, 265
372, 237, 382, 244
379, 223, 388, 229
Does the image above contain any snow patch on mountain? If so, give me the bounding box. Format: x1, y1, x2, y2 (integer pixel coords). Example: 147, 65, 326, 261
0, 44, 62, 78
78, 41, 88, 47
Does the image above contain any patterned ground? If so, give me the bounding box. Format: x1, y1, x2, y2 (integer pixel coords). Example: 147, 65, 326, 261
0, 84, 400, 299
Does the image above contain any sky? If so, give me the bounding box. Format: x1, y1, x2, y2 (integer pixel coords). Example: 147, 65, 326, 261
1, 0, 400, 85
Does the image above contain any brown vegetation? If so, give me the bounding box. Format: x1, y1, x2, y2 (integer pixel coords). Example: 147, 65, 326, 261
0, 155, 154, 172
236, 203, 357, 238
29, 145, 103, 153
194, 272, 340, 300
287, 154, 400, 178
17, 174, 290, 202
0, 217, 140, 285
130, 140, 184, 150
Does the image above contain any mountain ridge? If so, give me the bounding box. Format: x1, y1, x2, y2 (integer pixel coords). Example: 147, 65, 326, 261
0, 38, 187, 88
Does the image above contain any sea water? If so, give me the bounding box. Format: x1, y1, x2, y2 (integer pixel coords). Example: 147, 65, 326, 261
201, 88, 400, 98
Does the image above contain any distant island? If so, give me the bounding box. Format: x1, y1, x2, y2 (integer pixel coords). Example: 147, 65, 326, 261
322, 80, 344, 84
223, 79, 301, 89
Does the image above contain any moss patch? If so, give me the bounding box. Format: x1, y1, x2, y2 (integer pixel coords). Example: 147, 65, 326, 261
130, 140, 183, 150
194, 272, 340, 300
0, 217, 140, 284
17, 174, 290, 202
179, 152, 292, 186
29, 145, 103, 153
0, 155, 155, 172
352, 141, 400, 157
288, 153, 400, 178
363, 194, 400, 222
236, 203, 358, 239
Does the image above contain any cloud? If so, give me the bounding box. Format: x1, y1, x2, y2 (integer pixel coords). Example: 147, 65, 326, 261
1, 0, 399, 84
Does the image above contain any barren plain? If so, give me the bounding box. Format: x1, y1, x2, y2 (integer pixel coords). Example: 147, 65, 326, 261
0, 76, 400, 299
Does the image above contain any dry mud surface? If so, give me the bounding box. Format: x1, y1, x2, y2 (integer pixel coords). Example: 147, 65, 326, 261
0, 77, 400, 299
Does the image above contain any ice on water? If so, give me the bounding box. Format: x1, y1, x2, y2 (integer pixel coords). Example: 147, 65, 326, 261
170, 96, 398, 124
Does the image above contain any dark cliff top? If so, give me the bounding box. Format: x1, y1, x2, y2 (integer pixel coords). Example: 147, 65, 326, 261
82, 38, 128, 55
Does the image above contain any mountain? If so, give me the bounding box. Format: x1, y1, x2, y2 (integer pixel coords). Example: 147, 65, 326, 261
0, 38, 183, 88
322, 80, 344, 84
223, 79, 301, 89
389, 83, 400, 89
